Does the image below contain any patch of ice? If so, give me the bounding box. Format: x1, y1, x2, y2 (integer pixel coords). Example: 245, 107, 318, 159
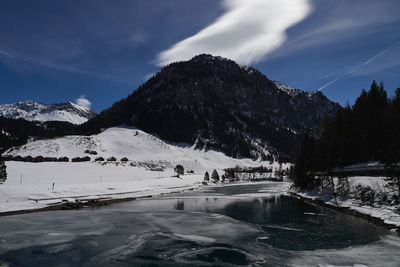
174, 234, 216, 244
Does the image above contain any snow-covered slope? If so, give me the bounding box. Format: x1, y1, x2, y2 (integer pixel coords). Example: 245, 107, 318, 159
4, 126, 275, 171
0, 101, 96, 124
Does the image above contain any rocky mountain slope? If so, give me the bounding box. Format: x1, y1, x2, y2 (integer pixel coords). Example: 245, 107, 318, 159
79, 54, 339, 161
0, 101, 96, 124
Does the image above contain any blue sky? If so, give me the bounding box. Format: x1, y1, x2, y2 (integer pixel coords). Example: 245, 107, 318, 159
1, 0, 400, 111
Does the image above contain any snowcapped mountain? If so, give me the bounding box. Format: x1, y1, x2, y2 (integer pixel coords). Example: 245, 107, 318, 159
0, 101, 96, 124
79, 54, 339, 161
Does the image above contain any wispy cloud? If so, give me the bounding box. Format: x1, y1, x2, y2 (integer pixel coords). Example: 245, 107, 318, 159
0, 49, 15, 58
157, 0, 312, 66
317, 40, 400, 92
0, 47, 128, 83
75, 95, 92, 109
143, 72, 156, 81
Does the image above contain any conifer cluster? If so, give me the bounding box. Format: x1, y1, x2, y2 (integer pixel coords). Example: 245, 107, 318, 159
292, 81, 400, 189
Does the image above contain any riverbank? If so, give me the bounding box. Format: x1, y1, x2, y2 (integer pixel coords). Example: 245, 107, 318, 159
290, 176, 400, 234
0, 180, 290, 217
0, 161, 209, 215
0, 185, 200, 217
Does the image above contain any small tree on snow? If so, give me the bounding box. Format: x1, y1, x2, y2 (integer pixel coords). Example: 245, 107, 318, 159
0, 158, 7, 183
211, 169, 219, 182
204, 171, 210, 181
174, 165, 184, 177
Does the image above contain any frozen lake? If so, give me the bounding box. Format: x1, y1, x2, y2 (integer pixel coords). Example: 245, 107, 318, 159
0, 182, 399, 266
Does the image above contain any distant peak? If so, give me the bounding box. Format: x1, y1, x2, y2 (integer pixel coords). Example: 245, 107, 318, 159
19, 100, 37, 105
189, 54, 233, 64
0, 100, 96, 124
273, 81, 306, 97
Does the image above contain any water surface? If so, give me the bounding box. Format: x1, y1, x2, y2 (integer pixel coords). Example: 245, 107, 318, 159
0, 182, 399, 266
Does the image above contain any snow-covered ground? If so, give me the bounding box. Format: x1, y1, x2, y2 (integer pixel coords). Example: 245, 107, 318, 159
292, 176, 400, 229
1, 126, 280, 213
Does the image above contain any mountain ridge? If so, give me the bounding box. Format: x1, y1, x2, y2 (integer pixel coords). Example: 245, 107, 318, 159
0, 100, 96, 125
78, 54, 339, 161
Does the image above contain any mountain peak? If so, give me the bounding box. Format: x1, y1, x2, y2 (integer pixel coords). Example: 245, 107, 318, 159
80, 55, 339, 161
273, 81, 306, 97
0, 101, 96, 124
189, 54, 230, 64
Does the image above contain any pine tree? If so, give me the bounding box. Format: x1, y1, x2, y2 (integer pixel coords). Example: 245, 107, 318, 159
204, 171, 210, 181
293, 134, 316, 189
384, 164, 400, 195
174, 165, 184, 177
293, 80, 400, 190
221, 174, 226, 182
0, 157, 6, 183
211, 169, 220, 182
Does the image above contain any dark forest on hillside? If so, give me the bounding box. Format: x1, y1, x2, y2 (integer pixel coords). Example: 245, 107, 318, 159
292, 81, 400, 189
0, 118, 74, 154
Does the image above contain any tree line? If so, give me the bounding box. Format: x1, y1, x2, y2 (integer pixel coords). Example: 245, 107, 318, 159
292, 81, 400, 189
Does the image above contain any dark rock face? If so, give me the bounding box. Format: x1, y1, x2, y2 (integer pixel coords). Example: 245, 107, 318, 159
80, 54, 339, 161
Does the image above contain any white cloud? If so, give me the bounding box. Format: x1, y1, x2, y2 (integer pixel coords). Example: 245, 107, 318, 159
75, 95, 92, 109
144, 72, 156, 81
157, 0, 312, 66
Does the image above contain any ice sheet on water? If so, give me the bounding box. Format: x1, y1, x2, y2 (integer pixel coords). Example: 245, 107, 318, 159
304, 212, 326, 216
286, 235, 400, 267
45, 244, 75, 255
263, 225, 304, 232
173, 234, 216, 244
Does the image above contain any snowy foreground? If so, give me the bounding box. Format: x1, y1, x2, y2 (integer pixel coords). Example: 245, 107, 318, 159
0, 127, 281, 213
292, 176, 400, 229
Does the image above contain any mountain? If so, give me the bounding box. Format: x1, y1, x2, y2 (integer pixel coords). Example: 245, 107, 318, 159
79, 54, 339, 161
272, 81, 339, 132
0, 101, 96, 124
0, 101, 94, 152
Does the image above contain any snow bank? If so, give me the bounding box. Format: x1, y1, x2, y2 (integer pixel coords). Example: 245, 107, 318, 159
0, 161, 204, 213
292, 176, 400, 229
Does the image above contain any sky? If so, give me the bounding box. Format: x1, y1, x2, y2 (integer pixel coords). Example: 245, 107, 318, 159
1, 0, 400, 112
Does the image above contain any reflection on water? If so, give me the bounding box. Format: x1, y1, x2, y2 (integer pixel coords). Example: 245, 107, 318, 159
0, 182, 399, 266
119, 191, 387, 251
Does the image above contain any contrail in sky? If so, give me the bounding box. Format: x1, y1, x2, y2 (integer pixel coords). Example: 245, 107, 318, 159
317, 40, 400, 92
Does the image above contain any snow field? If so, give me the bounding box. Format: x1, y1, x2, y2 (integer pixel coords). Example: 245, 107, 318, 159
1, 126, 280, 213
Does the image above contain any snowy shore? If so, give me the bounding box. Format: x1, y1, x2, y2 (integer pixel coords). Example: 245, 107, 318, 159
290, 176, 400, 231
0, 161, 206, 214
0, 161, 284, 215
